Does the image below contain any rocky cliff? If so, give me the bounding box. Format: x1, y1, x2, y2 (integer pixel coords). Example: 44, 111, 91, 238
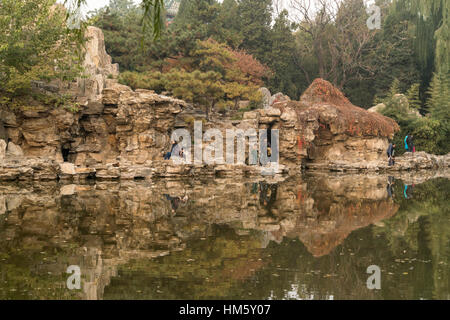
1, 27, 448, 180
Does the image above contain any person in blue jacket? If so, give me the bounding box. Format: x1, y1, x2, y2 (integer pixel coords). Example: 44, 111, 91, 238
164, 140, 178, 160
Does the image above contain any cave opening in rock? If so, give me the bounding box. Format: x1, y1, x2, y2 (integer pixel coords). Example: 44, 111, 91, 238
267, 128, 272, 147
61, 146, 70, 163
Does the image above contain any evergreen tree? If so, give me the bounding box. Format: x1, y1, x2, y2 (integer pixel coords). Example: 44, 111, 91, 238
236, 0, 273, 63
406, 83, 422, 111
173, 0, 219, 36
370, 1, 421, 104
389, 78, 402, 98
266, 10, 303, 99
427, 72, 450, 121
209, 0, 243, 48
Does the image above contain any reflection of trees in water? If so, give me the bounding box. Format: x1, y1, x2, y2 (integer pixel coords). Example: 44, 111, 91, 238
372, 178, 450, 299
0, 177, 448, 299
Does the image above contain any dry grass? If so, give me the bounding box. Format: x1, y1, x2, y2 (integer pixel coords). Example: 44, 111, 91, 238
295, 79, 400, 138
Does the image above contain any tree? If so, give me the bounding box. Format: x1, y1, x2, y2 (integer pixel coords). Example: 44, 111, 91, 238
192, 39, 269, 109
427, 72, 450, 121
70, 0, 165, 40
386, 0, 449, 96
406, 83, 422, 111
209, 0, 243, 48
173, 0, 219, 36
291, 0, 382, 91
237, 0, 273, 63
364, 0, 421, 107
291, 0, 336, 82
119, 38, 269, 115
389, 78, 401, 98
0, 0, 82, 104
267, 10, 304, 98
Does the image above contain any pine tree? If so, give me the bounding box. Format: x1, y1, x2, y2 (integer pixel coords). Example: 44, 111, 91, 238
173, 0, 219, 35
266, 10, 302, 99
406, 83, 422, 110
236, 0, 273, 63
389, 78, 401, 98
210, 0, 242, 48
427, 72, 450, 121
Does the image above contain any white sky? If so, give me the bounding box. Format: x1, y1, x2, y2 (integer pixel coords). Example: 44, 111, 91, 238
59, 0, 376, 19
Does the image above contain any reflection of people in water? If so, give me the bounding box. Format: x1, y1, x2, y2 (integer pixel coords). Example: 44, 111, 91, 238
403, 184, 415, 199
387, 176, 395, 198
251, 182, 258, 194
164, 194, 189, 214
259, 182, 278, 210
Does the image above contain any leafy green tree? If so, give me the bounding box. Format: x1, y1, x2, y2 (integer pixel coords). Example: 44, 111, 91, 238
71, 0, 165, 40
120, 69, 223, 119
0, 0, 82, 105
386, 0, 448, 97
369, 1, 421, 105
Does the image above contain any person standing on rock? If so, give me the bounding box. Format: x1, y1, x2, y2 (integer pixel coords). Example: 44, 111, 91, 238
404, 135, 410, 152
409, 135, 415, 153
387, 143, 396, 166
164, 140, 178, 160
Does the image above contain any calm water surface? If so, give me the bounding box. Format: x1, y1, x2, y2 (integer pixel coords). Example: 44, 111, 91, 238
0, 173, 448, 300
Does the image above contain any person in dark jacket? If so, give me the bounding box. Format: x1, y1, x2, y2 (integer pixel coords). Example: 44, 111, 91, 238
387, 176, 395, 198
164, 140, 178, 160
387, 143, 396, 166
409, 135, 415, 153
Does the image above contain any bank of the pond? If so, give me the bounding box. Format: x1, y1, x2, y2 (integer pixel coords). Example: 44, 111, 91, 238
0, 152, 448, 182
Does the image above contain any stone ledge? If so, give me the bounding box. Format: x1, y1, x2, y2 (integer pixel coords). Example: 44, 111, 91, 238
306, 152, 450, 172
0, 159, 289, 182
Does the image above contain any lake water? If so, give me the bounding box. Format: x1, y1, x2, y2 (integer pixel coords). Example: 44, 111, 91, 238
0, 172, 448, 300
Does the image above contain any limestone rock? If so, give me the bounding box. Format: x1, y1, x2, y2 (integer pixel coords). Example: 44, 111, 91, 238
258, 87, 271, 109
0, 110, 17, 127
0, 139, 6, 160
6, 142, 23, 157
270, 92, 290, 106
60, 162, 76, 175
60, 184, 77, 196
368, 103, 386, 113
0, 121, 7, 141
0, 196, 5, 215
238, 100, 250, 109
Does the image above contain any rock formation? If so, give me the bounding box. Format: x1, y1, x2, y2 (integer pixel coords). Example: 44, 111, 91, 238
0, 26, 448, 180
63, 26, 120, 103
0, 139, 6, 161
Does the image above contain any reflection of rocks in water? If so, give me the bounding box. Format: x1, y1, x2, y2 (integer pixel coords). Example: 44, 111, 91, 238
284, 174, 399, 257
0, 174, 401, 299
